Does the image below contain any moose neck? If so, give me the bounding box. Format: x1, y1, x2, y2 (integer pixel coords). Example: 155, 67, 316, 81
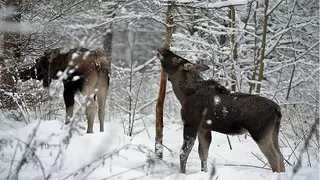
49, 53, 70, 79
168, 70, 203, 104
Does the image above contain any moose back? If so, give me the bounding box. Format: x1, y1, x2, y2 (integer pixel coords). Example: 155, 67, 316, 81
19, 48, 111, 133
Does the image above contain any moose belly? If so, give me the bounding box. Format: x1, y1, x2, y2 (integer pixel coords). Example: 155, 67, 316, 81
204, 118, 248, 135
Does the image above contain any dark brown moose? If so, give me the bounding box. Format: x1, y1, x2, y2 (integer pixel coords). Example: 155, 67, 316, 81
19, 48, 111, 133
156, 48, 285, 173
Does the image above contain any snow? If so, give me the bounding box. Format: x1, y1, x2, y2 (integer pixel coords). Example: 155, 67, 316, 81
214, 95, 221, 105
83, 51, 91, 60
71, 53, 79, 60
160, 0, 249, 6
72, 76, 80, 81
164, 0, 250, 9
222, 107, 228, 118
0, 117, 318, 180
56, 71, 63, 77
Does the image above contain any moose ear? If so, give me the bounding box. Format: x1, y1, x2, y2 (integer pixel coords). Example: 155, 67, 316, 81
196, 64, 210, 71
50, 48, 60, 58
44, 48, 60, 62
172, 57, 183, 63
183, 63, 210, 72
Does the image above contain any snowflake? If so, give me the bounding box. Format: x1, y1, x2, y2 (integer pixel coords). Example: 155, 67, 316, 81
68, 68, 75, 74
71, 52, 79, 60
72, 76, 80, 81
222, 107, 228, 118
56, 71, 63, 77
83, 51, 91, 60
155, 143, 163, 155
180, 149, 185, 156
214, 95, 221, 105
206, 119, 212, 125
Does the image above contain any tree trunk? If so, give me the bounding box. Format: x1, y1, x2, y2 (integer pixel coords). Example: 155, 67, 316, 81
256, 0, 269, 93
249, 1, 259, 94
229, 6, 237, 92
0, 0, 22, 109
155, 4, 174, 159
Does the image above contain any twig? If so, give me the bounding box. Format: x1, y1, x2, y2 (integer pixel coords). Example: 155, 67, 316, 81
293, 118, 319, 175
15, 139, 47, 179
102, 164, 145, 180
281, 130, 300, 165
218, 163, 271, 170
301, 129, 312, 167
9, 120, 46, 180
226, 135, 232, 150
287, 140, 301, 162
7, 140, 20, 179
162, 143, 174, 157
237, 136, 241, 142
209, 164, 216, 180
251, 151, 269, 168
283, 157, 293, 166
62, 144, 149, 180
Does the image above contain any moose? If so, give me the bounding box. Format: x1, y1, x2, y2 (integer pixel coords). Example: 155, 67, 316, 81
19, 47, 111, 133
156, 48, 285, 173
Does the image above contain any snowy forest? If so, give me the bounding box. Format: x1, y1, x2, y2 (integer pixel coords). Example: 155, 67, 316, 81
0, 0, 319, 179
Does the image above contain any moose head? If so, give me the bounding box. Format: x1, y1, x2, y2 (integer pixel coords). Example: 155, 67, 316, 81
19, 48, 85, 87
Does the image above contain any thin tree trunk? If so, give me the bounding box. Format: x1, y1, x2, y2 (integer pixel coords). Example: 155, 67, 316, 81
230, 6, 237, 92
286, 30, 297, 100
0, 0, 21, 109
155, 4, 174, 159
256, 0, 269, 93
249, 1, 259, 94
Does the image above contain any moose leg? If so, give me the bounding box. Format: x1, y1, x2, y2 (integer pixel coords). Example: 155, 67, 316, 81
180, 125, 197, 174
81, 79, 98, 133
198, 129, 211, 172
63, 88, 75, 124
96, 80, 109, 132
86, 99, 97, 133
272, 120, 285, 172
256, 127, 282, 172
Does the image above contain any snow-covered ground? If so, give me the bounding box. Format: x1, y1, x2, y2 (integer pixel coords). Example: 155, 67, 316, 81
0, 117, 318, 180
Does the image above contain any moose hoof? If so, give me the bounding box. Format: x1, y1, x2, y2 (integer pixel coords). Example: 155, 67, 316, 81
201, 167, 208, 172
180, 168, 186, 174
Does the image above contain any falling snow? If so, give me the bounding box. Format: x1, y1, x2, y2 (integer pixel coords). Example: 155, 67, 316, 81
214, 95, 220, 105
68, 69, 75, 74
155, 142, 163, 155
222, 107, 228, 118
83, 51, 91, 60
56, 71, 63, 77
71, 52, 79, 60
72, 76, 80, 81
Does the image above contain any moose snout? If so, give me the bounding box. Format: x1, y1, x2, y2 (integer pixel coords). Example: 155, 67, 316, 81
156, 48, 161, 53
156, 48, 164, 61
19, 69, 33, 80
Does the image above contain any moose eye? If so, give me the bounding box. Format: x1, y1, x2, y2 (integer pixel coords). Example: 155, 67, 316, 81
172, 57, 179, 63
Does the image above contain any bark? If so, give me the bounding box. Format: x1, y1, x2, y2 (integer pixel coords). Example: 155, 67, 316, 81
155, 4, 174, 159
3, 0, 21, 64
0, 0, 22, 109
229, 6, 237, 91
249, 1, 259, 94
256, 0, 269, 93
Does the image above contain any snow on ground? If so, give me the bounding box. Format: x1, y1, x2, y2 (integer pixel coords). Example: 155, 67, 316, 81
0, 117, 319, 180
